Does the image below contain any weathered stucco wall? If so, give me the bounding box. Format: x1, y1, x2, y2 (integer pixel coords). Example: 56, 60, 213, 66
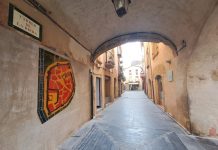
0, 1, 217, 148
0, 0, 91, 149
151, 43, 177, 117
187, 5, 218, 136
36, 0, 217, 52
0, 0, 90, 65
144, 42, 190, 129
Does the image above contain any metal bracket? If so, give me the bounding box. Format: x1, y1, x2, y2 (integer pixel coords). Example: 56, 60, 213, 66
177, 40, 187, 52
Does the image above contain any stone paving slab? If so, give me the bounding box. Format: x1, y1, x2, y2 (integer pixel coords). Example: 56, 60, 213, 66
59, 91, 218, 150
147, 132, 187, 150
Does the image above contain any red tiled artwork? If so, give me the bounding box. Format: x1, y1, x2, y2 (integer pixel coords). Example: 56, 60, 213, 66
38, 48, 75, 123
45, 62, 75, 113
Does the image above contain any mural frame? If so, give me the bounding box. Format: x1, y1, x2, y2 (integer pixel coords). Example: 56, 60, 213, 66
38, 48, 75, 123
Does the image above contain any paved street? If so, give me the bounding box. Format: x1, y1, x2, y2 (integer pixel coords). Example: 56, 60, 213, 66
59, 91, 218, 150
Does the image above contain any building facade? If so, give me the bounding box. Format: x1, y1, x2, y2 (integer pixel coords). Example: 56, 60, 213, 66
92, 47, 123, 116
143, 42, 181, 123
124, 65, 144, 91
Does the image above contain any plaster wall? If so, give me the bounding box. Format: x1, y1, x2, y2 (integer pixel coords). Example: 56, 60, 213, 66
144, 43, 153, 99
151, 43, 177, 117
143, 40, 195, 131
0, 0, 90, 65
0, 0, 91, 149
145, 43, 177, 117
187, 5, 218, 136
36, 0, 217, 52
158, 43, 196, 130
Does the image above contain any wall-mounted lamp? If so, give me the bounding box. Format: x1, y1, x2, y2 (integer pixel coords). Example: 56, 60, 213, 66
112, 0, 131, 17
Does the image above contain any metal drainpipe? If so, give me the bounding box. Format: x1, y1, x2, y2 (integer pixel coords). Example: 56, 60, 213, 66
89, 69, 94, 119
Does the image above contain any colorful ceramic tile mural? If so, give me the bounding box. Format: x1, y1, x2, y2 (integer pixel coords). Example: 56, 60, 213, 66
38, 49, 75, 123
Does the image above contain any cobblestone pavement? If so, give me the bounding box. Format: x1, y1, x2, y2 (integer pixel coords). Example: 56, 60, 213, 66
59, 91, 218, 150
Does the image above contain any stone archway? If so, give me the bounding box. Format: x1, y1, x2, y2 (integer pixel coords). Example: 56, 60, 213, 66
91, 32, 178, 61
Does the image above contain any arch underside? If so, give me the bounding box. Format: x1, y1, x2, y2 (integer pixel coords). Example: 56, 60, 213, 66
92, 32, 178, 61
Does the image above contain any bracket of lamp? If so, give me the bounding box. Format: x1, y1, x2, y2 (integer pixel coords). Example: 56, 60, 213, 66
177, 40, 187, 52
111, 0, 131, 17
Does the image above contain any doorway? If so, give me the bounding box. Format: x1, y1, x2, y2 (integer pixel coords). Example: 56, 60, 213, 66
148, 79, 152, 99
105, 76, 111, 104
156, 75, 164, 105
114, 78, 117, 98
96, 77, 102, 109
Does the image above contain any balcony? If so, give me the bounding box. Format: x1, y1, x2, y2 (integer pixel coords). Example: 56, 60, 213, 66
105, 58, 115, 69
105, 51, 115, 69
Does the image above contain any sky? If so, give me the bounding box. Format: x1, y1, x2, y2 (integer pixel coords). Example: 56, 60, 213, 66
121, 42, 144, 68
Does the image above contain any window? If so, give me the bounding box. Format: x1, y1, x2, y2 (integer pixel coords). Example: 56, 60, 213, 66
129, 76, 133, 82
136, 69, 138, 75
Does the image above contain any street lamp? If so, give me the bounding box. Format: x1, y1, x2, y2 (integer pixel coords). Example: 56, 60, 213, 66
112, 0, 131, 17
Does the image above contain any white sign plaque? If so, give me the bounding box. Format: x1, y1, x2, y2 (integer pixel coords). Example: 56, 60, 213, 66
8, 4, 42, 41
167, 70, 173, 82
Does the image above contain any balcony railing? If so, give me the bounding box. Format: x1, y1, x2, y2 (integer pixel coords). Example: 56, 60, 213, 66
105, 51, 115, 69
105, 58, 115, 69
105, 60, 115, 69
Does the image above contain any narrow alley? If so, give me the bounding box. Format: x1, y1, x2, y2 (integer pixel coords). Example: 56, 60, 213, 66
59, 91, 218, 150
2, 0, 218, 149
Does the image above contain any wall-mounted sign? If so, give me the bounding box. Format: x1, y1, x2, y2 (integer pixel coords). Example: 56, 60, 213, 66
38, 48, 75, 123
8, 4, 42, 41
167, 70, 173, 82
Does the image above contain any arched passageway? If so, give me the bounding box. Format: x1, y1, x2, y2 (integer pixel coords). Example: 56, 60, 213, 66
1, 0, 218, 149
91, 32, 179, 61
92, 39, 184, 127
